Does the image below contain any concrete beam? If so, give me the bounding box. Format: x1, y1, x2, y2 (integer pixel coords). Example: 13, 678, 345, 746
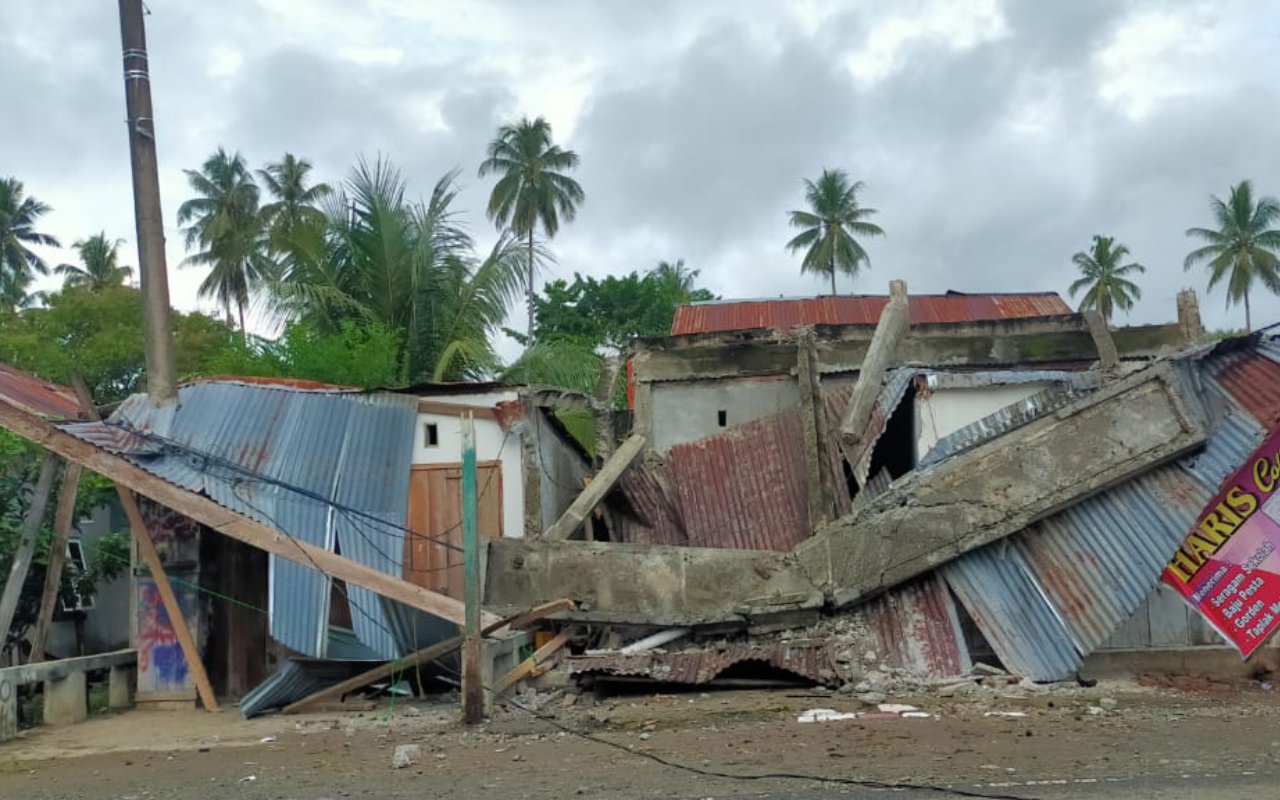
839, 281, 909, 473
484, 538, 823, 627
542, 434, 646, 541
795, 330, 834, 525
799, 362, 1206, 607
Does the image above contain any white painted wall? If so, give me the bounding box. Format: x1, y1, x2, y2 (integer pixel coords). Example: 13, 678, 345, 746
411, 390, 525, 539
914, 383, 1050, 461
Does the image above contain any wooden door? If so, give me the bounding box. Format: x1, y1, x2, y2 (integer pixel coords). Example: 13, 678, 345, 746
404, 462, 503, 598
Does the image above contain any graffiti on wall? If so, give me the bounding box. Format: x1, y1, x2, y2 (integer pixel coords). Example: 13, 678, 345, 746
135, 577, 200, 693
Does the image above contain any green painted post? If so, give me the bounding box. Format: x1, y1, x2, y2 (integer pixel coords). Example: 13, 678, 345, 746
461, 413, 483, 724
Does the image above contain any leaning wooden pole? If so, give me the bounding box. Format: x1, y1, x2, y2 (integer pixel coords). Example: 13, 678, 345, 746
27, 462, 84, 663
0, 454, 59, 656
461, 412, 484, 724
73, 384, 218, 710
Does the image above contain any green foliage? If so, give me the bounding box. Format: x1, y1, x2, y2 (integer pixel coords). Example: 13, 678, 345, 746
1068, 235, 1145, 324
1185, 180, 1280, 332
54, 233, 133, 291
268, 159, 525, 383
204, 320, 406, 389
0, 177, 59, 309
531, 261, 716, 351
479, 116, 584, 338
787, 169, 884, 294
0, 285, 237, 404
0, 432, 129, 651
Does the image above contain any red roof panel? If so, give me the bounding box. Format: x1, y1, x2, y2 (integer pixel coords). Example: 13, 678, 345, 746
0, 363, 83, 420
671, 292, 1073, 335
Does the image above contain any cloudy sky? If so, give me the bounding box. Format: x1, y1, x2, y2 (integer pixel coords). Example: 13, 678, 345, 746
4, 0, 1280, 348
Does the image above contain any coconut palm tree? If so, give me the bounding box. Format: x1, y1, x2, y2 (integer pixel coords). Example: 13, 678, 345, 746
478, 116, 584, 341
1067, 235, 1145, 324
257, 153, 331, 253
0, 177, 59, 309
786, 169, 884, 295
269, 158, 525, 381
1185, 180, 1280, 331
177, 148, 268, 331
54, 232, 133, 291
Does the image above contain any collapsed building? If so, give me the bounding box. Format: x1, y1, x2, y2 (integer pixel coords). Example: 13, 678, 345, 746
2, 282, 1277, 728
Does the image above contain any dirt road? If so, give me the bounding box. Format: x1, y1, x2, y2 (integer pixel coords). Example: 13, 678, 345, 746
2, 677, 1277, 799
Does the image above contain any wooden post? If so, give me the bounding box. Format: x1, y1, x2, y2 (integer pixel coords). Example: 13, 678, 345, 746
71, 383, 218, 711
0, 454, 59, 653
542, 434, 646, 540
28, 462, 84, 663
461, 412, 484, 724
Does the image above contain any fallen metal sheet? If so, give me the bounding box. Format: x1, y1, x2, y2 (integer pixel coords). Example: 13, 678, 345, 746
239, 658, 383, 718
860, 574, 971, 678
568, 642, 839, 686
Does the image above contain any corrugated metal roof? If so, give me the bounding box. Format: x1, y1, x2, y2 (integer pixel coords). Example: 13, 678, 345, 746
567, 641, 838, 685
918, 384, 1089, 468
860, 575, 971, 678
0, 363, 83, 420
62, 380, 421, 659
1212, 349, 1280, 428
239, 658, 383, 718
671, 292, 1074, 336
938, 336, 1276, 681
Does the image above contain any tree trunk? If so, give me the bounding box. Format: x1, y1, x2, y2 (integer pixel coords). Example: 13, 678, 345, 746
238, 299, 247, 341
830, 271, 837, 296
1245, 290, 1252, 332
527, 229, 536, 344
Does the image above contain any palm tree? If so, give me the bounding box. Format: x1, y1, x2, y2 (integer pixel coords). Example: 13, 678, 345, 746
649, 259, 715, 304
1067, 235, 1144, 325
257, 153, 331, 253
177, 148, 268, 331
0, 177, 59, 309
478, 116, 584, 341
786, 169, 884, 294
54, 232, 133, 291
268, 158, 526, 381
1185, 180, 1280, 331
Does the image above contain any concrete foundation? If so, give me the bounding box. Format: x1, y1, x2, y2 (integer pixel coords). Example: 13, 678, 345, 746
42, 671, 87, 726
1082, 646, 1280, 680
108, 665, 134, 710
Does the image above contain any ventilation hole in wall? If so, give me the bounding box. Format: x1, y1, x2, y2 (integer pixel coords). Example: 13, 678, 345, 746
425, 422, 439, 447
717, 410, 728, 428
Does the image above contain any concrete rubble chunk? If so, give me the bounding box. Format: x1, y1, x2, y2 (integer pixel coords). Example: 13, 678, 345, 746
393, 744, 421, 769
971, 662, 1007, 677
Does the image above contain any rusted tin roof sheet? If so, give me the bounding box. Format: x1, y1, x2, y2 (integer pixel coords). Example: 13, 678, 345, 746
1212, 349, 1280, 428
615, 408, 811, 550
568, 641, 838, 685
860, 575, 971, 678
671, 292, 1073, 335
0, 364, 83, 420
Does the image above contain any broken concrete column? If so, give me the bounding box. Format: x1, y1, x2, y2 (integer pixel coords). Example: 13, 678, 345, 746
796, 328, 834, 525
0, 677, 15, 742
42, 671, 87, 726
1082, 309, 1119, 371
108, 665, 134, 711
1177, 289, 1205, 344
592, 355, 623, 464
839, 281, 909, 476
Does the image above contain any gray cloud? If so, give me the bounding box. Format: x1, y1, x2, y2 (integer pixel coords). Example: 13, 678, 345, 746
3, 0, 1279, 335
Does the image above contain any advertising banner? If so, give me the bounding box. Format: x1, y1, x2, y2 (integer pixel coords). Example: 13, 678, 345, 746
1162, 427, 1280, 657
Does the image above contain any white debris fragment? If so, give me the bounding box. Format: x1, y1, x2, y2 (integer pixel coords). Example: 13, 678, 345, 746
258, 736, 278, 744
393, 744, 422, 769
983, 711, 1028, 718
900, 711, 932, 719
877, 703, 919, 714
798, 708, 860, 723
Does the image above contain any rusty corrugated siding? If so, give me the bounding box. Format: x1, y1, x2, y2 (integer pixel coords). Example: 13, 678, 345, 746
568, 642, 838, 685
671, 293, 1073, 335
0, 363, 83, 420
861, 575, 971, 678
1213, 349, 1280, 428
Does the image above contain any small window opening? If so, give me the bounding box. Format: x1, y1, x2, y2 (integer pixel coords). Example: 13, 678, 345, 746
424, 422, 439, 447
716, 409, 728, 428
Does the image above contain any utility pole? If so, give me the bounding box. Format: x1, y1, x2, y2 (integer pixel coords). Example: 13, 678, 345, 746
118, 0, 177, 404
461, 413, 484, 724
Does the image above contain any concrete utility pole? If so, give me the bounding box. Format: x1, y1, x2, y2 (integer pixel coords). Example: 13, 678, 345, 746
118, 0, 177, 404
461, 413, 484, 724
